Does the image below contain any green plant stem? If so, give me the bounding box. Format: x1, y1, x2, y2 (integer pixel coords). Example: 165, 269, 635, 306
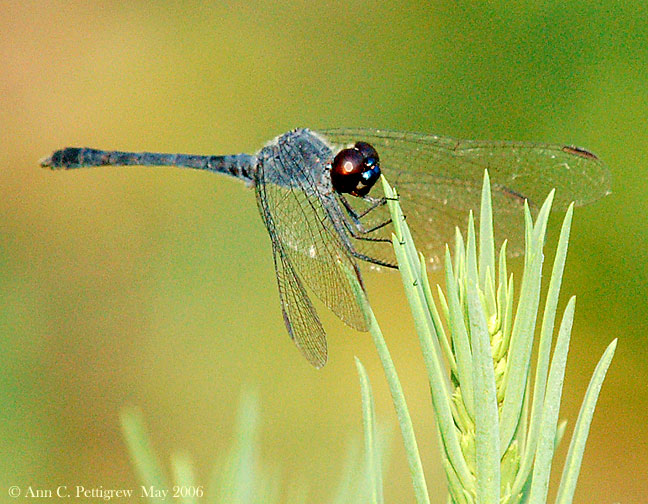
349, 277, 430, 504
355, 357, 382, 504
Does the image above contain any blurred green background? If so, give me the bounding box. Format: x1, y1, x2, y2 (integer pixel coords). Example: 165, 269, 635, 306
2, 0, 646, 501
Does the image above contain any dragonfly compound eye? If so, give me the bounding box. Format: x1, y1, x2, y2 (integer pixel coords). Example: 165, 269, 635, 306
331, 142, 382, 197
331, 148, 364, 194
354, 141, 379, 165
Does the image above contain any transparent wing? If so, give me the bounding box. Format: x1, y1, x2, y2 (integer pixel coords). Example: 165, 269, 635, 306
271, 239, 327, 368
320, 128, 611, 265
254, 139, 368, 364
335, 175, 527, 267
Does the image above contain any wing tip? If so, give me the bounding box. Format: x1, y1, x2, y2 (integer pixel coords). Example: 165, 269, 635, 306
298, 341, 328, 369
282, 306, 328, 368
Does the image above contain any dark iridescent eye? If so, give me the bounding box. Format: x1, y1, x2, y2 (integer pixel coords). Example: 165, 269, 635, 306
330, 141, 382, 197
331, 148, 365, 194
354, 141, 379, 163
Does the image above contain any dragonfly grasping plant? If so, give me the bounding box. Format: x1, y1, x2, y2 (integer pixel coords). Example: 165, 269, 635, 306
350, 172, 616, 504
119, 171, 615, 504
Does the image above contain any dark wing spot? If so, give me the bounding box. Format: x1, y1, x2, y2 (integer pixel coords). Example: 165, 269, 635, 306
493, 182, 528, 207
562, 145, 599, 160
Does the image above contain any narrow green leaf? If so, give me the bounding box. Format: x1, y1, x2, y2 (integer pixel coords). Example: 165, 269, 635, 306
555, 339, 617, 504
437, 285, 450, 327
454, 227, 465, 281
502, 274, 515, 354
170, 453, 198, 504
523, 202, 533, 264
484, 267, 497, 327
528, 297, 575, 504
531, 190, 555, 246
355, 357, 381, 504
382, 176, 473, 491
498, 240, 508, 298
500, 440, 521, 499
120, 407, 169, 497
420, 254, 456, 373
385, 182, 421, 278
347, 256, 431, 504
442, 458, 471, 504
210, 391, 259, 504
519, 378, 531, 456
452, 388, 474, 434
500, 192, 553, 453
479, 170, 496, 290
466, 211, 478, 284
466, 274, 500, 503
445, 246, 474, 418
512, 204, 573, 496
496, 280, 504, 340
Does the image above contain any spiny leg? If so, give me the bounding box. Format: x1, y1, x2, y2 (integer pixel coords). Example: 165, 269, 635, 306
338, 205, 392, 243
337, 194, 393, 240
349, 248, 397, 268
326, 199, 396, 268
338, 193, 386, 221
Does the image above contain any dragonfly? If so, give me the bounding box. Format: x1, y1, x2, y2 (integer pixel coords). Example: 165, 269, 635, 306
40, 128, 611, 367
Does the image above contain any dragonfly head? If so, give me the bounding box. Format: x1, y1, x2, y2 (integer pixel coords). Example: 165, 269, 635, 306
330, 141, 381, 197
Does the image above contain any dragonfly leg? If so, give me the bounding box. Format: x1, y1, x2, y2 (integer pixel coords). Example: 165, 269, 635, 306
340, 212, 392, 243
320, 192, 396, 267
349, 248, 397, 268
339, 194, 386, 219
337, 194, 392, 241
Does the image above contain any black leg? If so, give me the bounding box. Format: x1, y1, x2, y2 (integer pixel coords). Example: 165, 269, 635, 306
337, 194, 392, 240
326, 193, 396, 267
339, 194, 386, 220
350, 249, 397, 268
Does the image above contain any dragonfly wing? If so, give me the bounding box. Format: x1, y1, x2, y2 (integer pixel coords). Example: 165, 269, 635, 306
254, 131, 368, 363
321, 128, 610, 209
395, 174, 527, 265
270, 239, 328, 368
320, 128, 611, 265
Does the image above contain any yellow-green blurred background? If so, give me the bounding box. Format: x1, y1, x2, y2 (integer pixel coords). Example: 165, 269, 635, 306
2, 0, 647, 501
